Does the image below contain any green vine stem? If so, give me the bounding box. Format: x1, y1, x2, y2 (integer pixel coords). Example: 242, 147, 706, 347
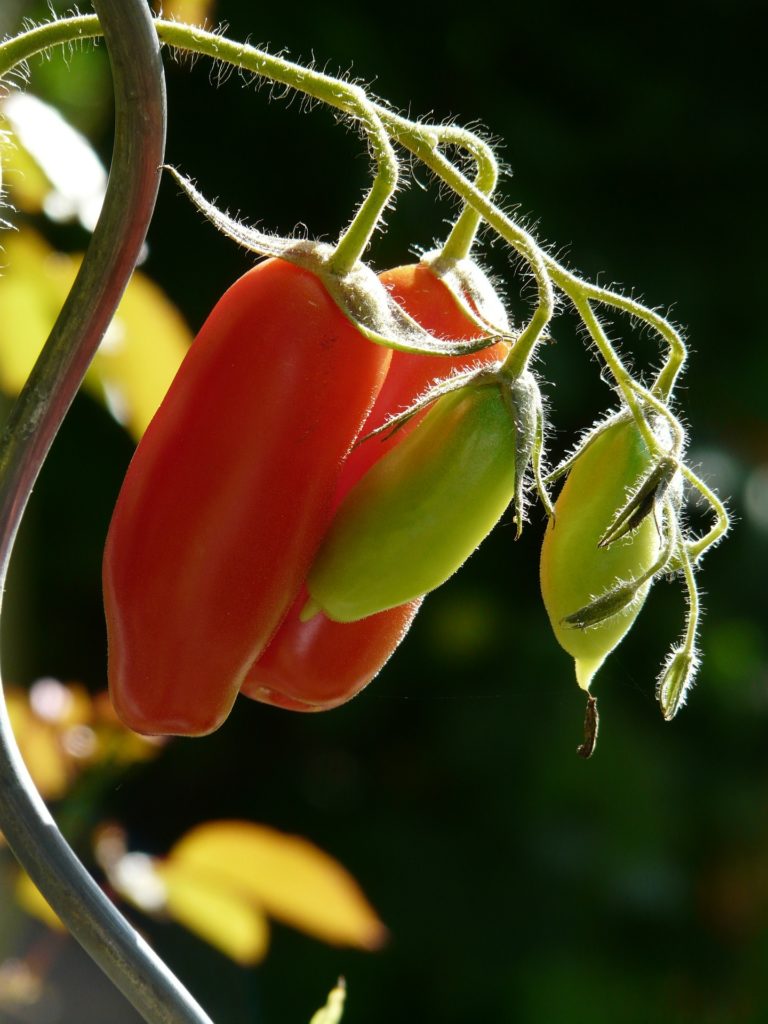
0, 15, 556, 356
328, 93, 398, 276
0, 11, 684, 402
436, 125, 499, 263
0, 3, 213, 1022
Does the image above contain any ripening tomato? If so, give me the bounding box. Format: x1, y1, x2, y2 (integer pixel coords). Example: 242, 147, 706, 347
242, 262, 509, 711
103, 258, 391, 736
539, 417, 662, 690
305, 373, 537, 623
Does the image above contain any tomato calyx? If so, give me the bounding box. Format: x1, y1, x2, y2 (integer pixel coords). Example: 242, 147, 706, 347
355, 364, 500, 443
421, 249, 510, 339
167, 167, 514, 358
353, 363, 543, 540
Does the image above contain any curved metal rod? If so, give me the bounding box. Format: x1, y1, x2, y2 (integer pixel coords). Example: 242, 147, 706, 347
0, 2, 213, 1022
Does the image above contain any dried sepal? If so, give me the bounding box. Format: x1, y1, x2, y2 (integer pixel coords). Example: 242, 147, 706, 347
576, 694, 599, 759
561, 578, 647, 630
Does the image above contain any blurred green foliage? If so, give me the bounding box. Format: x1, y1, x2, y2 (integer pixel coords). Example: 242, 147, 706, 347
1, 0, 766, 1022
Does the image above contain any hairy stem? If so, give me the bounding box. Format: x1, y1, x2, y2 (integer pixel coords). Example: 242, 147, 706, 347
437, 125, 499, 262
329, 89, 398, 275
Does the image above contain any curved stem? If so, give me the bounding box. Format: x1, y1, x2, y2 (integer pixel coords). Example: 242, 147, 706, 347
329, 90, 398, 276
681, 464, 731, 562
658, 517, 702, 721
0, 13, 101, 75
437, 125, 499, 262
0, 17, 555, 336
379, 114, 555, 322
0, 3, 211, 1023
499, 307, 548, 379
565, 287, 658, 452
0, 14, 685, 399
548, 261, 687, 402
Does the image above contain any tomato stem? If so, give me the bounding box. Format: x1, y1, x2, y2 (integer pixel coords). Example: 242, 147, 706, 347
438, 125, 499, 262
566, 289, 662, 454
680, 464, 731, 562
500, 305, 549, 380
330, 93, 398, 275
0, 14, 688, 409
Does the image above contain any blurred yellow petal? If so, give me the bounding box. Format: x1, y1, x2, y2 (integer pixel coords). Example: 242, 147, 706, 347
309, 979, 346, 1024
5, 686, 31, 736
91, 691, 166, 764
15, 871, 65, 932
0, 226, 190, 440
0, 229, 71, 394
86, 269, 190, 440
155, 858, 270, 966
168, 822, 387, 951
17, 718, 71, 800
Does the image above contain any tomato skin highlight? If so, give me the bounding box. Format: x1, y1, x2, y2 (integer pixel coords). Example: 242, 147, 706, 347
243, 263, 509, 710
103, 258, 390, 736
539, 418, 662, 690
306, 381, 519, 623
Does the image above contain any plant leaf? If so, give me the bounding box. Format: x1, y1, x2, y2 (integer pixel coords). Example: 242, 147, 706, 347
155, 859, 271, 966
167, 821, 388, 951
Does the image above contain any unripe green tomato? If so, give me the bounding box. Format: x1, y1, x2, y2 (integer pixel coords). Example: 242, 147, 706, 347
540, 418, 661, 690
306, 380, 521, 622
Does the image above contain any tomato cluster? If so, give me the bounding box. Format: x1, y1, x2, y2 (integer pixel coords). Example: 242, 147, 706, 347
103, 257, 512, 735
103, 248, 692, 746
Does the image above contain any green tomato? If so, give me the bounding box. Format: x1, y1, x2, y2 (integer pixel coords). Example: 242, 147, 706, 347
539, 417, 661, 690
306, 376, 534, 622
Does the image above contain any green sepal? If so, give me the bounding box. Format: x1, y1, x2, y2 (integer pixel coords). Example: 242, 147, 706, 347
355, 366, 497, 446
501, 371, 538, 538
657, 645, 699, 721
561, 578, 645, 630
423, 249, 511, 339
563, 499, 677, 629
598, 456, 678, 549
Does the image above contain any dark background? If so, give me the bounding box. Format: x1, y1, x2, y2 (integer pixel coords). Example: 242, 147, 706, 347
1, 1, 767, 1022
